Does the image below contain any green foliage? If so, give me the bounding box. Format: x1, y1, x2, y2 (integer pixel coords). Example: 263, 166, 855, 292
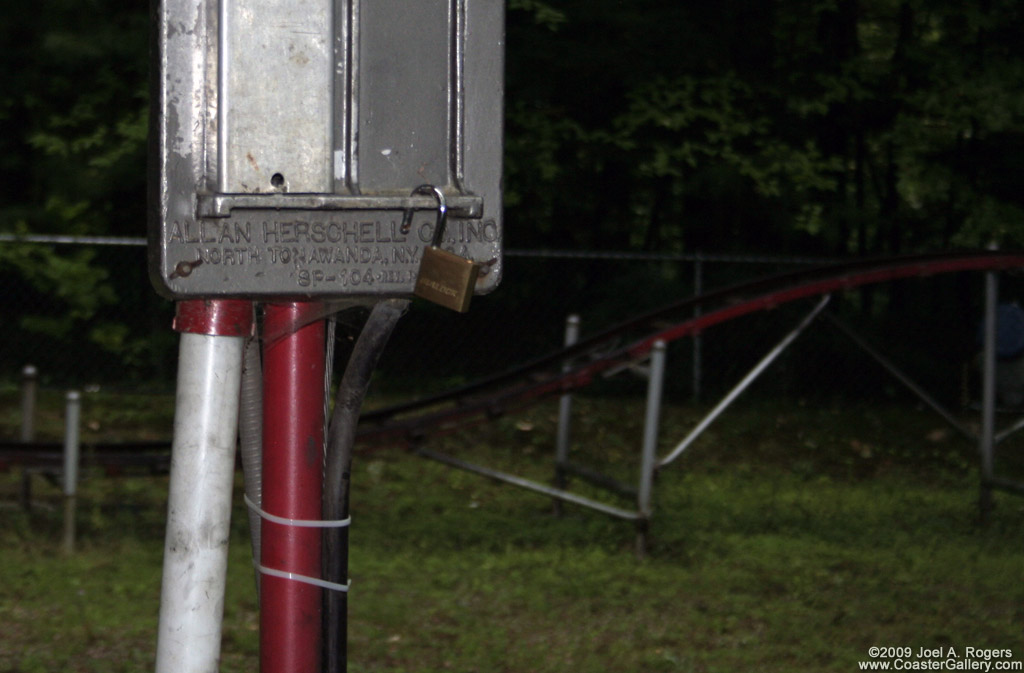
508, 0, 567, 30
0, 0, 155, 381
0, 241, 114, 336
1, 0, 148, 237
505, 0, 1024, 255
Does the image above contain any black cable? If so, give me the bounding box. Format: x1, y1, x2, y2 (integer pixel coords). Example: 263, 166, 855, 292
322, 299, 409, 673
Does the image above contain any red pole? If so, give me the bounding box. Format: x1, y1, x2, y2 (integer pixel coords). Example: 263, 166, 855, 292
261, 303, 326, 673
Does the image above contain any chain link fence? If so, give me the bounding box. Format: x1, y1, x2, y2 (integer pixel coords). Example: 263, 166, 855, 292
0, 238, 1013, 414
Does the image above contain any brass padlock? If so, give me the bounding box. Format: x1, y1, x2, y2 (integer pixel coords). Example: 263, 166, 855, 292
407, 185, 480, 312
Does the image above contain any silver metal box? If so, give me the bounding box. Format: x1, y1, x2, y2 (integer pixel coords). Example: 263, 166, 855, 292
149, 0, 504, 299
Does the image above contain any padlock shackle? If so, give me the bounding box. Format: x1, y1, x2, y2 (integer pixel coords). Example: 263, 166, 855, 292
399, 184, 448, 245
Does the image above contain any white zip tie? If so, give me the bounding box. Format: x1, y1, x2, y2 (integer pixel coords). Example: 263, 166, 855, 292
244, 494, 351, 528
255, 562, 351, 593
245, 495, 352, 592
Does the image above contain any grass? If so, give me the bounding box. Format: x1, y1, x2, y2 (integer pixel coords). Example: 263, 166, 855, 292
1, 392, 1023, 672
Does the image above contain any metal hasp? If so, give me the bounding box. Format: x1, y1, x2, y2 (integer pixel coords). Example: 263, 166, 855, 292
150, 0, 504, 300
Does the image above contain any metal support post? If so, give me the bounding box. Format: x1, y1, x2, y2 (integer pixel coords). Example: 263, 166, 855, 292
693, 256, 703, 403
20, 364, 37, 511
417, 446, 641, 521
634, 342, 667, 557
980, 266, 998, 522
261, 303, 326, 673
20, 364, 37, 443
659, 295, 831, 470
636, 340, 666, 558
155, 300, 252, 673
554, 314, 580, 515
824, 313, 977, 442
62, 390, 81, 554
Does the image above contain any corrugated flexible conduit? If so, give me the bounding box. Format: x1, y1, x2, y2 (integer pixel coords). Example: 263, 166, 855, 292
239, 333, 264, 593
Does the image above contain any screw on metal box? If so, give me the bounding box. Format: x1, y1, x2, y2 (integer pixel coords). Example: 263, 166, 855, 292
407, 185, 480, 313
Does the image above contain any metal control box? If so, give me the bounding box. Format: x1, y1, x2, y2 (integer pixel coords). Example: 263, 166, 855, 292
149, 0, 504, 299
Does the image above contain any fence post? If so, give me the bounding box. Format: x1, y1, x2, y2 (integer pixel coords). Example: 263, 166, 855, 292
20, 365, 37, 442
19, 364, 38, 511
693, 256, 703, 403
637, 340, 667, 558
979, 262, 998, 523
553, 314, 580, 516
62, 390, 81, 554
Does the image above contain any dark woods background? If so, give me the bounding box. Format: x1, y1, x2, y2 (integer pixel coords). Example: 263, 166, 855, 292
1, 0, 1022, 398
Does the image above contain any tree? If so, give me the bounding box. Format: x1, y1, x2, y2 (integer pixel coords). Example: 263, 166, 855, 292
503, 0, 1024, 255
0, 0, 154, 381
3, 0, 1023, 381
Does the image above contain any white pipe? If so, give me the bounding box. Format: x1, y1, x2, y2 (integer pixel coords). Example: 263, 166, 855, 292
155, 332, 245, 673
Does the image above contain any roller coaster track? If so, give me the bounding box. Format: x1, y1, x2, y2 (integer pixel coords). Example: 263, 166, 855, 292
3, 251, 1022, 472
356, 250, 1024, 446
0, 440, 170, 473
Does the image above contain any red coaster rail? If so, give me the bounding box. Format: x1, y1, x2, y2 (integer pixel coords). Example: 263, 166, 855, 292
357, 250, 1024, 446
